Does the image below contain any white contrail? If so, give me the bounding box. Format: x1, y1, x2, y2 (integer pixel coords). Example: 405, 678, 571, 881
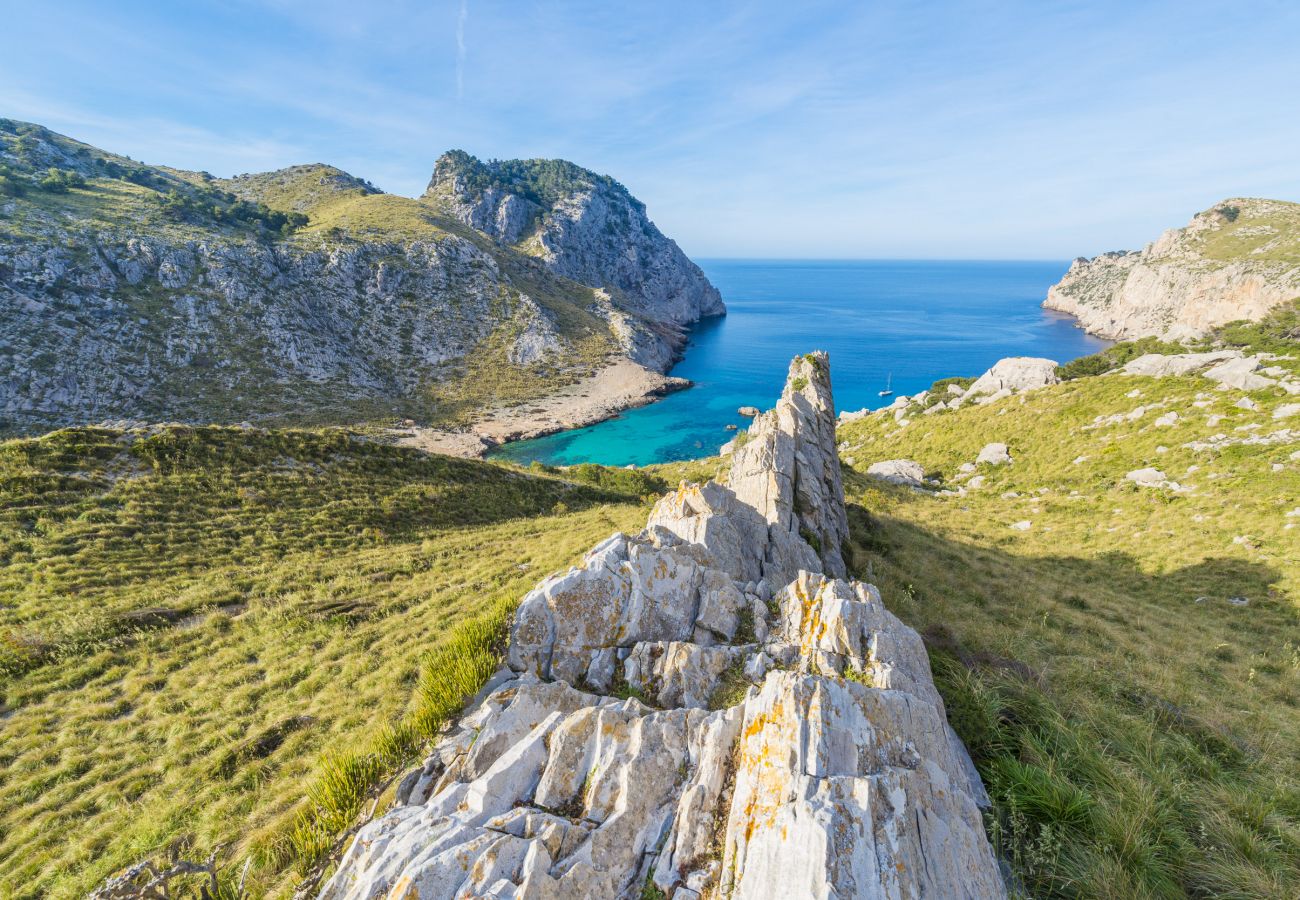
456, 0, 468, 99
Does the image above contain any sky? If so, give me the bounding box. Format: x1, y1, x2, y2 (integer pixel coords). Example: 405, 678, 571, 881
2, 0, 1299, 259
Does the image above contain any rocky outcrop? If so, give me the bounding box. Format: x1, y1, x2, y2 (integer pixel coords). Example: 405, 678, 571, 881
425, 151, 724, 371
0, 233, 513, 429
1044, 198, 1300, 340
320, 353, 1003, 900
866, 459, 926, 488
965, 357, 1060, 399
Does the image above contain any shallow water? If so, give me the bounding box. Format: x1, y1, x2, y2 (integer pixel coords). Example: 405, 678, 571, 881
490, 259, 1109, 467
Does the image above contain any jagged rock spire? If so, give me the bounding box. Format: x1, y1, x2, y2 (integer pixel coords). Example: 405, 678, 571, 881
727, 351, 849, 577
320, 354, 1004, 900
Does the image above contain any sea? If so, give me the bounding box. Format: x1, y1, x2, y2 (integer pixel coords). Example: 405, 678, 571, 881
489, 259, 1110, 467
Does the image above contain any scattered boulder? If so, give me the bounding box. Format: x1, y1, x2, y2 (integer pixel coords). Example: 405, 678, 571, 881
1009, 520, 1032, 531
1235, 397, 1258, 411
737, 405, 760, 417
866, 459, 927, 487
1120, 350, 1241, 377
1125, 467, 1181, 490
1274, 403, 1300, 420
976, 442, 1012, 465
1204, 356, 1277, 391
965, 357, 1059, 399
1153, 412, 1179, 427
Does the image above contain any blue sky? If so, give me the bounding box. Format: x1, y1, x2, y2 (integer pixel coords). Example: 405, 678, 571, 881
3, 1, 1298, 259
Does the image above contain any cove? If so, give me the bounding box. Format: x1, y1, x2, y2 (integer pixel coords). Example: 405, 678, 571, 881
490, 259, 1110, 467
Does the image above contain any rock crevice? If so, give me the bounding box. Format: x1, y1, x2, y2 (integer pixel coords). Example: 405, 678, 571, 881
321, 352, 1004, 900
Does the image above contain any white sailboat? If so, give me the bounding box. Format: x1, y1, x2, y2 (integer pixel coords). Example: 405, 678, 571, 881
878, 372, 894, 397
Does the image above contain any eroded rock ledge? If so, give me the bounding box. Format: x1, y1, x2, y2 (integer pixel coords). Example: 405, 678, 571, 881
320, 353, 1004, 900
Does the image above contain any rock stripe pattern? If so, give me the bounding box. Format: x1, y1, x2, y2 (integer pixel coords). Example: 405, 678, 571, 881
320, 352, 1004, 900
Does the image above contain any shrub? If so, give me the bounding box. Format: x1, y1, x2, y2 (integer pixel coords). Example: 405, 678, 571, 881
1056, 336, 1189, 380
38, 167, 85, 193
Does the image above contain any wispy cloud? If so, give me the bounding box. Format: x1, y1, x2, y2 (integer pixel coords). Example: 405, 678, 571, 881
2, 0, 1299, 257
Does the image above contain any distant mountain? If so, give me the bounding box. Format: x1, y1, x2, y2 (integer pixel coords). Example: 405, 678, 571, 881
1045, 198, 1300, 340
0, 120, 722, 434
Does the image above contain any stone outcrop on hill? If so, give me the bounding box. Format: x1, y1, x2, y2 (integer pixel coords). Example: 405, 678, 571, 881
320, 353, 1003, 900
965, 357, 1060, 399
1044, 198, 1300, 340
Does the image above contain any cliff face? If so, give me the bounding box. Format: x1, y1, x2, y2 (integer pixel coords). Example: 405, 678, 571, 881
1044, 198, 1300, 340
0, 232, 521, 429
0, 120, 721, 433
425, 151, 724, 370
320, 353, 1004, 900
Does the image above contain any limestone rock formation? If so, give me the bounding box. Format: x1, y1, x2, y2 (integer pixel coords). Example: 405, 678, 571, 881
865, 459, 926, 488
1044, 198, 1300, 340
1120, 350, 1243, 377
976, 443, 1012, 466
965, 357, 1060, 399
320, 354, 1004, 900
425, 151, 724, 372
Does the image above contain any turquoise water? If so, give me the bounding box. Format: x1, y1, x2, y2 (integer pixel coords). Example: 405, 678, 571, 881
490, 259, 1109, 467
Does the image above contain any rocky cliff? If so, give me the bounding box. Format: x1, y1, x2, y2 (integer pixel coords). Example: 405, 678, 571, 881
1044, 198, 1300, 340
320, 353, 1003, 900
0, 120, 722, 434
425, 151, 724, 370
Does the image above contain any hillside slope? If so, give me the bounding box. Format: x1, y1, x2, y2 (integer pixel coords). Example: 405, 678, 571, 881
835, 309, 1300, 896
1044, 198, 1300, 340
3, 311, 1297, 898
0, 120, 721, 436
0, 424, 671, 898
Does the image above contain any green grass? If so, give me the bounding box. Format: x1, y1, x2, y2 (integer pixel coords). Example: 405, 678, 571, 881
1191, 199, 1300, 265
837, 328, 1300, 897
0, 426, 649, 898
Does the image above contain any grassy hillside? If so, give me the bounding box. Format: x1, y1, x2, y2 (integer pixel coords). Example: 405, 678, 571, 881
1191, 199, 1300, 265
0, 427, 660, 897
836, 312, 1300, 896
3, 302, 1295, 897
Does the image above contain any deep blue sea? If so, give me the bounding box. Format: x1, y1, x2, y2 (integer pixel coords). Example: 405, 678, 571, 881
490, 259, 1109, 467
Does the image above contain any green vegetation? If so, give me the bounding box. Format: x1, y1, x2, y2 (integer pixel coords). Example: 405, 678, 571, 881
0, 426, 650, 897
1055, 336, 1192, 380
37, 167, 86, 193
837, 325, 1300, 897
436, 149, 629, 211
1191, 199, 1300, 265
154, 186, 308, 236
1213, 298, 1300, 356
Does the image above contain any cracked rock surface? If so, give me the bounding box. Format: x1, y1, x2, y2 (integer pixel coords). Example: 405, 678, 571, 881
320, 352, 1004, 900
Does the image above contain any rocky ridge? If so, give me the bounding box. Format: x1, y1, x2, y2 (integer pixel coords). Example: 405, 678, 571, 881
320, 353, 1003, 900
1044, 198, 1300, 340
